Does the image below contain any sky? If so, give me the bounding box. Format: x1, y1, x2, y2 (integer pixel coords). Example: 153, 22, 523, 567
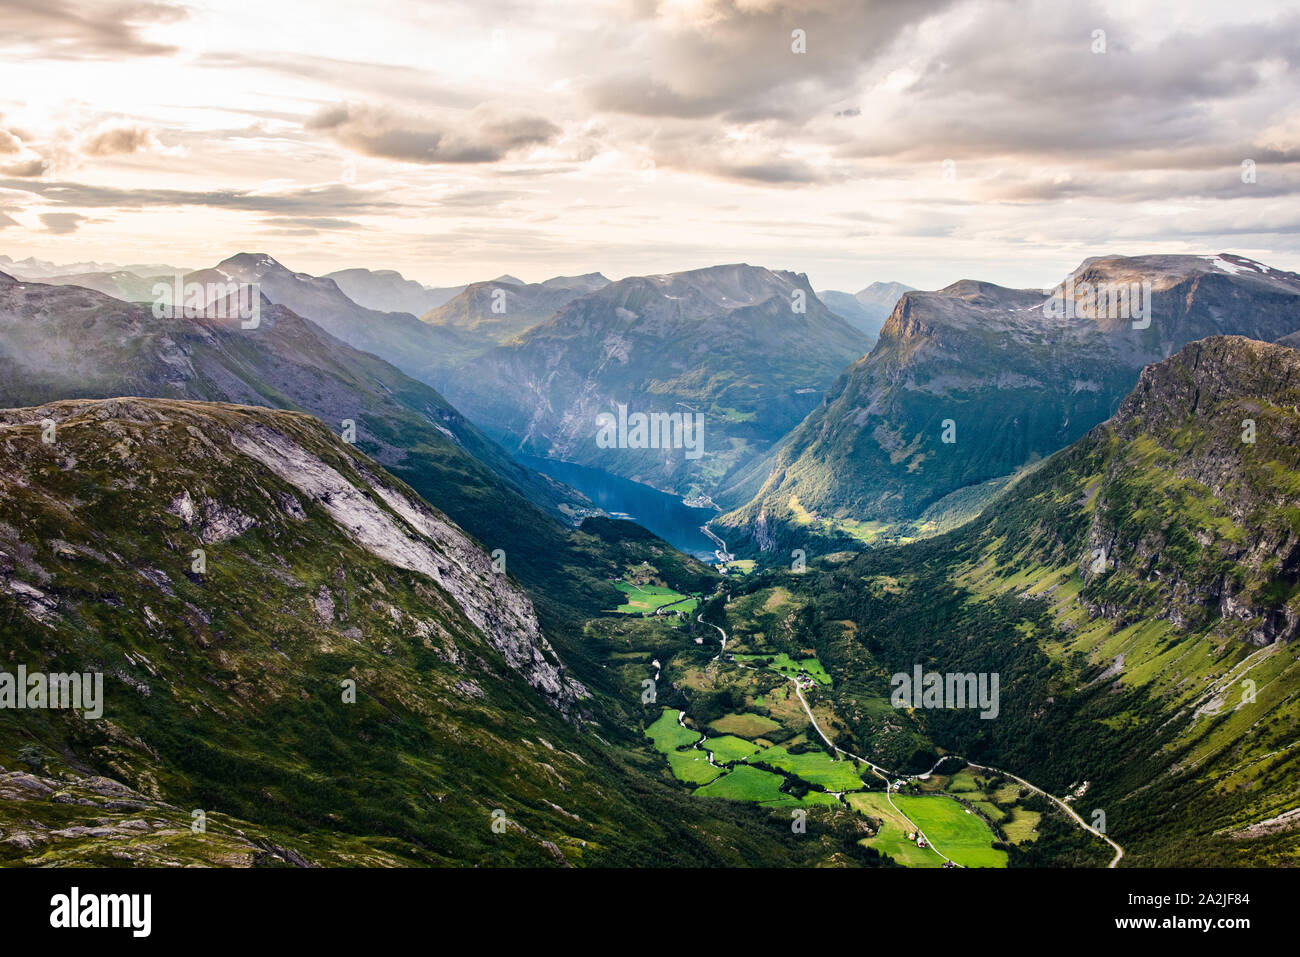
2, 0, 1299, 291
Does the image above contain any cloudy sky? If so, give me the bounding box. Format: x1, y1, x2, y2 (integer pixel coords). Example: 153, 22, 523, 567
2, 0, 1299, 290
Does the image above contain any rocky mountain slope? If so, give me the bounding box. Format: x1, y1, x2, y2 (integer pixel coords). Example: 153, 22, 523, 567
976, 335, 1300, 646
440, 264, 871, 496
945, 336, 1300, 862
0, 398, 826, 866
721, 254, 1300, 552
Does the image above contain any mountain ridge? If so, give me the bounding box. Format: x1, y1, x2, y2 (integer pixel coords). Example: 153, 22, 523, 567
438, 262, 871, 496
719, 254, 1300, 553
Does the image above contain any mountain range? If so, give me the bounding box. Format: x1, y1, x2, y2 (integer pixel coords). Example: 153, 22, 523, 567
719, 254, 1300, 553
437, 263, 871, 496
323, 267, 470, 316
3, 246, 1299, 868
0, 270, 658, 626
421, 272, 610, 349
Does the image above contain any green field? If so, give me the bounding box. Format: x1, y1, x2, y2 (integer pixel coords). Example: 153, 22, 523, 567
845, 792, 945, 868
763, 790, 843, 808
1001, 807, 1042, 844
734, 653, 832, 686
611, 582, 697, 615
646, 709, 700, 752
946, 769, 980, 793
666, 749, 722, 786
705, 735, 761, 763
893, 795, 1007, 868
749, 745, 865, 792
707, 712, 782, 739
694, 765, 788, 803
646, 710, 722, 785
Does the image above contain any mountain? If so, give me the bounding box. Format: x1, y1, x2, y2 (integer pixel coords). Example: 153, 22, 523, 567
975, 334, 1300, 648
721, 254, 1300, 553
21, 269, 169, 302
186, 254, 480, 385
716, 335, 1300, 865
0, 397, 835, 867
818, 281, 915, 343
421, 273, 610, 347
324, 267, 467, 316
439, 264, 871, 496
0, 254, 184, 280
0, 254, 114, 278
897, 336, 1300, 863
856, 280, 916, 318
0, 273, 663, 628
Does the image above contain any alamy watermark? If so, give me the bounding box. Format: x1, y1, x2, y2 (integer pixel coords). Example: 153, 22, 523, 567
50, 887, 150, 937
0, 665, 103, 718
595, 403, 704, 460
152, 273, 260, 329
891, 666, 999, 719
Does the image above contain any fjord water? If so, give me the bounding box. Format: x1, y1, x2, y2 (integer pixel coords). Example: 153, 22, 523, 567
518, 454, 718, 559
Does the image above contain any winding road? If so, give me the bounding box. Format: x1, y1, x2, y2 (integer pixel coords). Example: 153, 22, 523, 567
690, 614, 1125, 868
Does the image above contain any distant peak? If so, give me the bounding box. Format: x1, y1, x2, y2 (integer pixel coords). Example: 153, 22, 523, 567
935, 278, 1015, 299
216, 252, 286, 273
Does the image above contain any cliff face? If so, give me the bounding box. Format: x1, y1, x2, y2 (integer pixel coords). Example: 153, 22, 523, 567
0, 397, 585, 708
1082, 337, 1300, 645
973, 336, 1300, 647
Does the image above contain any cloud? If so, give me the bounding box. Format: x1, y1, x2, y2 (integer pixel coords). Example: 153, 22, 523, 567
306, 102, 560, 164
259, 215, 363, 231
0, 0, 188, 60
80, 125, 167, 156
0, 178, 402, 217
575, 0, 956, 123
40, 211, 87, 233
1, 158, 48, 177
435, 189, 528, 208
0, 129, 22, 154
834, 1, 1300, 171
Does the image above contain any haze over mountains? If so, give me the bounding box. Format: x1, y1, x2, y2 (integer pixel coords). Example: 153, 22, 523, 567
818, 281, 916, 345
437, 263, 870, 495
0, 269, 654, 625
323, 267, 471, 316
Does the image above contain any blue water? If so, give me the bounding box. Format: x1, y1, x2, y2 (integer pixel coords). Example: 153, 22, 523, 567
518, 454, 719, 559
